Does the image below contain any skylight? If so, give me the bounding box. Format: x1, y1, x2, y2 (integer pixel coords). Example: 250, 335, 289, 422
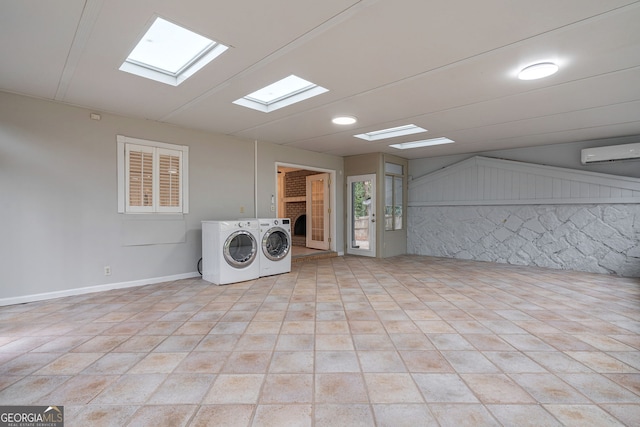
389, 137, 454, 150
354, 124, 427, 141
233, 75, 328, 113
120, 17, 228, 86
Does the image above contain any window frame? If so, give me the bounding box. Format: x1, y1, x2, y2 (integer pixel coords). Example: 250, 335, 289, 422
384, 162, 404, 231
117, 135, 189, 214
233, 75, 328, 113
119, 17, 229, 87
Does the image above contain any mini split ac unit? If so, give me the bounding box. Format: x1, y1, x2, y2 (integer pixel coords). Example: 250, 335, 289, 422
581, 142, 640, 164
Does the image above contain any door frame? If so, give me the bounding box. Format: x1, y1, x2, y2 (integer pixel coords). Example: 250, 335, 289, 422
347, 174, 376, 257
275, 162, 337, 253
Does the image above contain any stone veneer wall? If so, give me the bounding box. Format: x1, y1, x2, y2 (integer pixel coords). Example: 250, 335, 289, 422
408, 204, 640, 277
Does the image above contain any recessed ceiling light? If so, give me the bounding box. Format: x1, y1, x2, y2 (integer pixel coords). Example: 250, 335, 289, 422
233, 75, 328, 113
518, 62, 559, 80
332, 116, 357, 125
389, 137, 454, 150
120, 17, 228, 86
354, 124, 427, 141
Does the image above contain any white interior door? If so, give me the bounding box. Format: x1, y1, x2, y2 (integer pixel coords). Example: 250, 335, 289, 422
306, 173, 330, 250
347, 174, 376, 257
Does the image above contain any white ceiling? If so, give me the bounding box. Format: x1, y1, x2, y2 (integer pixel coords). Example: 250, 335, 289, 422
2, 0, 639, 159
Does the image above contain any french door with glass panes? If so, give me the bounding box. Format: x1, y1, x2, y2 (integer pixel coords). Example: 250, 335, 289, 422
306, 173, 330, 250
347, 174, 376, 257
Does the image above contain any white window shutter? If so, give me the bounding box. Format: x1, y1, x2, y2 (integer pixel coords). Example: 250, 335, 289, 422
126, 144, 155, 213
117, 135, 189, 214
157, 148, 182, 213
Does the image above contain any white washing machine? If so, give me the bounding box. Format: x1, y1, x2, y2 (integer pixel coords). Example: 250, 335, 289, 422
258, 218, 292, 277
201, 220, 260, 285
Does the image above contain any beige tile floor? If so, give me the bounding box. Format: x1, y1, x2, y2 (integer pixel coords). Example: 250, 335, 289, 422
0, 255, 639, 426
291, 246, 326, 257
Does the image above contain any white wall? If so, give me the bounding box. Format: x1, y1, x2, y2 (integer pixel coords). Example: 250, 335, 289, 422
0, 91, 343, 303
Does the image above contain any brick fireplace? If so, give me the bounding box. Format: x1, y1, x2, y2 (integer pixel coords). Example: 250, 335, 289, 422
281, 169, 322, 246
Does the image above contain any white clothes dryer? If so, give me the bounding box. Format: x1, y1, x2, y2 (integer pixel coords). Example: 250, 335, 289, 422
202, 220, 260, 285
258, 218, 292, 277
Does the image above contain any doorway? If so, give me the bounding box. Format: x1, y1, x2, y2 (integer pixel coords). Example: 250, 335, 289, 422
276, 164, 335, 255
347, 174, 376, 257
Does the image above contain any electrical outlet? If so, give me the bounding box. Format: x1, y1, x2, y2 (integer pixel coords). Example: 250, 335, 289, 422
270, 205, 275, 212
240, 206, 245, 213
104, 266, 111, 276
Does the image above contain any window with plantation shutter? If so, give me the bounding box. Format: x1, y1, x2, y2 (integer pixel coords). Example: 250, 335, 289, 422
159, 150, 181, 209
117, 135, 189, 214
127, 144, 154, 211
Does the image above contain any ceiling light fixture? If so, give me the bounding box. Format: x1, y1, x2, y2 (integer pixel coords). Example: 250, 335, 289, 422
354, 124, 427, 141
518, 62, 559, 80
389, 137, 454, 150
332, 116, 357, 125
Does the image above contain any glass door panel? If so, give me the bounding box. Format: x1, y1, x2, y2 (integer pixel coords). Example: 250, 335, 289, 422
347, 174, 376, 257
306, 173, 330, 250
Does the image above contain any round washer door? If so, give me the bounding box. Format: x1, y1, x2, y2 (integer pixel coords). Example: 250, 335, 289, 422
262, 227, 291, 261
224, 230, 257, 268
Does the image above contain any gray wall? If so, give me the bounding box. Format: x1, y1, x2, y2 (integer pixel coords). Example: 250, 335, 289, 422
409, 135, 640, 180
0, 91, 343, 302
407, 141, 640, 277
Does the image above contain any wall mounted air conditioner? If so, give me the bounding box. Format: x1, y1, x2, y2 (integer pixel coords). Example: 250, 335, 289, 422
581, 142, 640, 164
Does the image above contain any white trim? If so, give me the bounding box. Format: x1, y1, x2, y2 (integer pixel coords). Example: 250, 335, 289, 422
117, 134, 188, 152
182, 148, 189, 213
117, 140, 125, 213
0, 272, 200, 307
255, 141, 259, 218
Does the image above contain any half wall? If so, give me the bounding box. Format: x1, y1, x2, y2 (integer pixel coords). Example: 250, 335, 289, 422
408, 156, 640, 276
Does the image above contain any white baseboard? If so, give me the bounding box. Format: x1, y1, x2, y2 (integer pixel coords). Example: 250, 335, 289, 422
0, 272, 201, 307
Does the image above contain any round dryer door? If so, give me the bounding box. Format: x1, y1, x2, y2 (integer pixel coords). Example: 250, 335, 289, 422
262, 227, 291, 261
224, 230, 257, 268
